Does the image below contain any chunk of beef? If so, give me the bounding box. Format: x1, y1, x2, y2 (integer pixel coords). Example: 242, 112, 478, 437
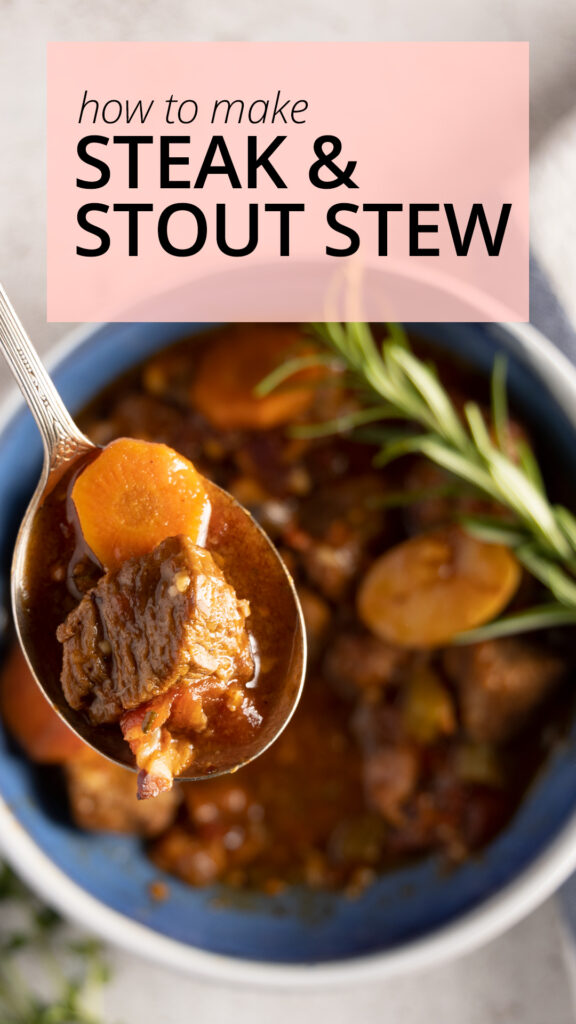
293, 537, 362, 602
65, 750, 179, 836
352, 699, 406, 748
401, 459, 463, 533
86, 394, 185, 449
57, 535, 254, 725
85, 394, 218, 476
235, 433, 314, 499
151, 776, 269, 886
444, 638, 567, 743
150, 826, 229, 886
184, 777, 268, 867
324, 629, 410, 699
229, 476, 297, 539
298, 475, 386, 542
384, 780, 509, 861
363, 745, 420, 824
401, 458, 513, 535
285, 475, 387, 601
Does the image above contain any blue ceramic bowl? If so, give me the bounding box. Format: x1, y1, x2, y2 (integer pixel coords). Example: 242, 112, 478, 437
1, 319, 576, 986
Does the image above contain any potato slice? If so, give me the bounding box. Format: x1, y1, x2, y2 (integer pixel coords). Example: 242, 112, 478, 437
357, 526, 520, 648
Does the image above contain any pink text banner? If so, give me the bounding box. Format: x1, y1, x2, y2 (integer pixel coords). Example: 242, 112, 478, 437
46, 41, 529, 322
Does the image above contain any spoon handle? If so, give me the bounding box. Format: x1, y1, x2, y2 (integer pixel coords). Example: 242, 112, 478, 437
0, 284, 93, 469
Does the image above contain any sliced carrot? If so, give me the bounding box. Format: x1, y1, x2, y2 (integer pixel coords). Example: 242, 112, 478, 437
190, 325, 322, 431
0, 646, 86, 763
71, 438, 210, 570
357, 526, 521, 649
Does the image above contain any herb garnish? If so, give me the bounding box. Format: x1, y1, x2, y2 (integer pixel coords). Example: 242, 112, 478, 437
258, 321, 576, 641
0, 862, 113, 1024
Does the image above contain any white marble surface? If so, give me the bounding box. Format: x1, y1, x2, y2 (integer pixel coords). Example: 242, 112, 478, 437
1, 1, 576, 1021
97, 900, 575, 1024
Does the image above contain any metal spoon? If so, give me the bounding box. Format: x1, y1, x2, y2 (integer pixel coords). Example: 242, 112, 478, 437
0, 284, 306, 780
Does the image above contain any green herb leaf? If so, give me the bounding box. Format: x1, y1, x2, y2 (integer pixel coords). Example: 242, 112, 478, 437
454, 604, 576, 643
516, 543, 576, 607
491, 353, 509, 453
141, 710, 158, 734
516, 440, 545, 495
255, 353, 336, 398
387, 344, 468, 448
458, 515, 527, 547
288, 405, 394, 439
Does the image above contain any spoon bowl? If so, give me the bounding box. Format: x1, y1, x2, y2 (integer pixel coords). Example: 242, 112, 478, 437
0, 285, 306, 781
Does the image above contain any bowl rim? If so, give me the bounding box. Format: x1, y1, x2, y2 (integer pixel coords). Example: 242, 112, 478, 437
1, 316, 576, 987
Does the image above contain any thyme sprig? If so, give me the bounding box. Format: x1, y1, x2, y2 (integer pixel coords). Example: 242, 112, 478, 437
258, 322, 576, 641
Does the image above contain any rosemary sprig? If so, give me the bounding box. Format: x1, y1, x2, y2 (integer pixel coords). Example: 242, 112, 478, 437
258, 322, 576, 640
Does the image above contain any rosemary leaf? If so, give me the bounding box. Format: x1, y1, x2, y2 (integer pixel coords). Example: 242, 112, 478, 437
369, 483, 467, 509
516, 544, 576, 607
372, 433, 439, 468
384, 322, 410, 349
486, 449, 570, 558
454, 604, 576, 643
516, 440, 546, 495
350, 425, 422, 446
403, 435, 495, 493
459, 515, 527, 547
491, 353, 509, 453
289, 406, 392, 439
464, 402, 493, 457
555, 505, 576, 550
387, 344, 468, 448
255, 353, 336, 397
